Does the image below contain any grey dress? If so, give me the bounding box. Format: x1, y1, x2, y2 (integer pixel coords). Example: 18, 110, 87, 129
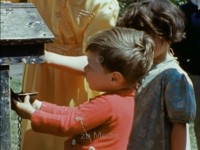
128, 57, 196, 150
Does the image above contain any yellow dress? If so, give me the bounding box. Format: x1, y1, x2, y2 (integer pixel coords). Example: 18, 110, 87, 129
21, 0, 119, 150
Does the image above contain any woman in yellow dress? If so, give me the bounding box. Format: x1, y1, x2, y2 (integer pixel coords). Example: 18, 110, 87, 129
17, 0, 119, 150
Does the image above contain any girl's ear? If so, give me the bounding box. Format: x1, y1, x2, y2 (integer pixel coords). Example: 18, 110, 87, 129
110, 71, 125, 85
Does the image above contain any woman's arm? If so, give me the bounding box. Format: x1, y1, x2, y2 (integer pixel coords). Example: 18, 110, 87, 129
171, 123, 186, 150
44, 1, 119, 75
45, 51, 87, 75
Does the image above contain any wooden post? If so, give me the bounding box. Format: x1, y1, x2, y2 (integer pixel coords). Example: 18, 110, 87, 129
0, 3, 54, 150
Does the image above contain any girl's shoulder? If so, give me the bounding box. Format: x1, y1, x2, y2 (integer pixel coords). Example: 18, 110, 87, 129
142, 58, 193, 88
152, 58, 190, 80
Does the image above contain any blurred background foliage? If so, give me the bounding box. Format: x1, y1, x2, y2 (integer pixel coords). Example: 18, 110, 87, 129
118, 0, 187, 16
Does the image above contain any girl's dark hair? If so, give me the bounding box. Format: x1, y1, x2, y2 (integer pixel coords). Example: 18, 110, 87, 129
117, 0, 186, 43
86, 27, 154, 86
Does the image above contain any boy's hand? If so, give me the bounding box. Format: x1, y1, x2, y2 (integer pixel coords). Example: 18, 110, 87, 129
12, 95, 35, 120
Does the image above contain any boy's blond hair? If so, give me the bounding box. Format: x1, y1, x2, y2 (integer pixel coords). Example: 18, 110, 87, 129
86, 27, 154, 86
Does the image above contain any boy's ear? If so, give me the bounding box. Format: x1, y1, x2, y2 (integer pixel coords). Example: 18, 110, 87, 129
110, 71, 125, 84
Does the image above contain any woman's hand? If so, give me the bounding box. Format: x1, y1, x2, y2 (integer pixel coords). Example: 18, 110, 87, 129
12, 95, 36, 120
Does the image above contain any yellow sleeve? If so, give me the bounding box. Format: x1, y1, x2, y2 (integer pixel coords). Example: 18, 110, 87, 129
82, 0, 120, 52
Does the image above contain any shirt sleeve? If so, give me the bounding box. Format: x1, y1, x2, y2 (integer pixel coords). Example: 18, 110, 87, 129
31, 97, 112, 137
164, 70, 196, 123
39, 101, 74, 115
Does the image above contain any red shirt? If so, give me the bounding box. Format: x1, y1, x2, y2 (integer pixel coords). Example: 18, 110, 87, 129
31, 89, 135, 150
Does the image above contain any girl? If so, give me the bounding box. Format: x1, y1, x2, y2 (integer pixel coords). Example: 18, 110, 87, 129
117, 0, 196, 149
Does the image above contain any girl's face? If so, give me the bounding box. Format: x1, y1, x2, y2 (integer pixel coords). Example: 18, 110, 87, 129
84, 51, 114, 91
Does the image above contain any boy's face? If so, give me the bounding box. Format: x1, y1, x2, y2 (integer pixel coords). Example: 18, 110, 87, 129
84, 51, 113, 92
